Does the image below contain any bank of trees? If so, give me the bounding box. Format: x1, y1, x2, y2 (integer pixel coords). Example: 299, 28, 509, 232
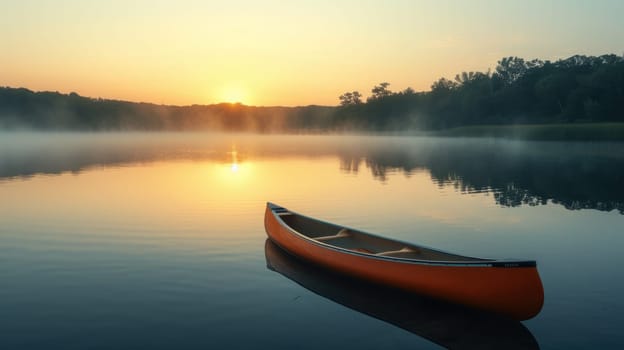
336, 54, 624, 130
0, 87, 334, 132
2, 54, 623, 132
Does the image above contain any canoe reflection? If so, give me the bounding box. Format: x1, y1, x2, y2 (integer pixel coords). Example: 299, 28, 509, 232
265, 239, 539, 350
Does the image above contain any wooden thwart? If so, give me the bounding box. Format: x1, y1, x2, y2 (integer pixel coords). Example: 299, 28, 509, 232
376, 247, 418, 256
314, 228, 350, 242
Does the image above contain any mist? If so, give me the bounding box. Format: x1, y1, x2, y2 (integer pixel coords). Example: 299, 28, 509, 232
2, 132, 623, 214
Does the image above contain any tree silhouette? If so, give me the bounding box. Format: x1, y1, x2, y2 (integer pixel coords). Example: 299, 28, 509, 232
493, 57, 543, 86
339, 91, 363, 106
368, 82, 392, 101
430, 78, 458, 93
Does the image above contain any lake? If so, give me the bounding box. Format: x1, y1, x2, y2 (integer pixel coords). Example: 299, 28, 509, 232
1, 132, 623, 349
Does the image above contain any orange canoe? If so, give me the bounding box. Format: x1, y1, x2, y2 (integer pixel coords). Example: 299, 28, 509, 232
264, 202, 544, 320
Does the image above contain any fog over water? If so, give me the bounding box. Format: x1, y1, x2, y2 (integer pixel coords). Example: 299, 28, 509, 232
2, 132, 623, 213
1, 132, 623, 349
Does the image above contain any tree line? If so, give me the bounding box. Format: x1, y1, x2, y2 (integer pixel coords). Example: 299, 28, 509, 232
1, 54, 623, 132
335, 54, 624, 130
0, 88, 334, 132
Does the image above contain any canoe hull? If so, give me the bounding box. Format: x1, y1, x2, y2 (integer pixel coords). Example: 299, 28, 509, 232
264, 205, 544, 320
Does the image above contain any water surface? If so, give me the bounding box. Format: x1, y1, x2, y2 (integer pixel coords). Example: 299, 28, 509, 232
1, 133, 623, 349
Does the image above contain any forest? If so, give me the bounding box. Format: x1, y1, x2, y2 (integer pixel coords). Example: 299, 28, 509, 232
1, 54, 623, 132
335, 54, 624, 130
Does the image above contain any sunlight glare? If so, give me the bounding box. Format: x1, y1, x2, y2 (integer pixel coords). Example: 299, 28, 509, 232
220, 85, 247, 104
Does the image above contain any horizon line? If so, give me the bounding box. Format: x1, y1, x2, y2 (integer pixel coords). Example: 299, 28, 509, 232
1, 85, 339, 109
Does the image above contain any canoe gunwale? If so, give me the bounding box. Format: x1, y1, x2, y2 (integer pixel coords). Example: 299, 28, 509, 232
267, 202, 537, 268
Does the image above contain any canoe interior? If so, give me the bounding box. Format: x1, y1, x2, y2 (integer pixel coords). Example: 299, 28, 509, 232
278, 212, 488, 262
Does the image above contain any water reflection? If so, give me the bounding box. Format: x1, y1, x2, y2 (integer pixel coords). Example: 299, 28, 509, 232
265, 240, 539, 349
1, 132, 623, 213
350, 140, 624, 213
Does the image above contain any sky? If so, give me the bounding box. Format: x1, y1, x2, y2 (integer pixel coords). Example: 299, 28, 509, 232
1, 0, 623, 106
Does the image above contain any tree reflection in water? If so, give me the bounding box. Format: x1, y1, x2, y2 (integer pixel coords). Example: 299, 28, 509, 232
2, 133, 622, 214
340, 139, 624, 213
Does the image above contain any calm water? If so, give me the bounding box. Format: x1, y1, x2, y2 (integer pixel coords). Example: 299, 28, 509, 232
1, 133, 623, 349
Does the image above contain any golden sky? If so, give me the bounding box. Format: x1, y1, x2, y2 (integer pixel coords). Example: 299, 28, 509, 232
1, 0, 623, 106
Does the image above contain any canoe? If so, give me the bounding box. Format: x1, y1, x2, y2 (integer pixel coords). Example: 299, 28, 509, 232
265, 239, 539, 349
264, 202, 544, 320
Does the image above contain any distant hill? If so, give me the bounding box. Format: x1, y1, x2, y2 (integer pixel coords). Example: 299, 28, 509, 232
0, 87, 334, 132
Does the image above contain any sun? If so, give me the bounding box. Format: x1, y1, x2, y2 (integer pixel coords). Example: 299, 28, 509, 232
220, 85, 248, 104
